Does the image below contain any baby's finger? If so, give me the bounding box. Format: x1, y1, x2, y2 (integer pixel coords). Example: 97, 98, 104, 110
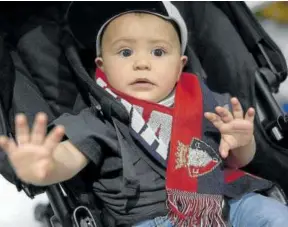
219, 140, 230, 159
0, 136, 17, 154
231, 98, 243, 119
15, 114, 30, 145
204, 112, 224, 129
219, 120, 252, 134
0, 136, 9, 152
215, 106, 233, 123
31, 113, 48, 145
245, 108, 255, 123
44, 125, 65, 151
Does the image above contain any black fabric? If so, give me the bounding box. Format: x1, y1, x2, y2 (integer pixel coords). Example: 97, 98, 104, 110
53, 108, 104, 166
1, 50, 57, 188
11, 51, 55, 128
52, 108, 167, 226
187, 47, 233, 110
0, 3, 60, 46
16, 7, 83, 117
0, 2, 90, 194
174, 2, 256, 109
214, 1, 287, 84
0, 36, 15, 115
245, 119, 288, 194
67, 1, 169, 50
0, 35, 16, 184
60, 26, 131, 124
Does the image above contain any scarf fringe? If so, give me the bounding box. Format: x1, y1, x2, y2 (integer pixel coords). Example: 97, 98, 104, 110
167, 189, 227, 227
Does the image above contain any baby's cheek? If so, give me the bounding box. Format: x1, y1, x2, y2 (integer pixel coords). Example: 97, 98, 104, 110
164, 60, 182, 77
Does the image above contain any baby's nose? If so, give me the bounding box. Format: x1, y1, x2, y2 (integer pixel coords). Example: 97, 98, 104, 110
133, 58, 151, 71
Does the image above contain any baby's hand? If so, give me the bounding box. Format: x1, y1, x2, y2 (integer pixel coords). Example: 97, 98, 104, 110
0, 113, 65, 185
204, 97, 255, 159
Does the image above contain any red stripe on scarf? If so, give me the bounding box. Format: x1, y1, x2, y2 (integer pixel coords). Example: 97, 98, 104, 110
224, 169, 246, 183
166, 74, 202, 192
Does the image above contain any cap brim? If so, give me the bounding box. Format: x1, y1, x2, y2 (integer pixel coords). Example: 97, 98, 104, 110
67, 1, 167, 50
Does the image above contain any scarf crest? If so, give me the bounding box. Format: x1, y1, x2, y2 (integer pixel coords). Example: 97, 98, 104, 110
95, 69, 272, 226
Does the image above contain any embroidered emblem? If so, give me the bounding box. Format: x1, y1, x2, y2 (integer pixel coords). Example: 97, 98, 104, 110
175, 141, 189, 169
176, 138, 221, 178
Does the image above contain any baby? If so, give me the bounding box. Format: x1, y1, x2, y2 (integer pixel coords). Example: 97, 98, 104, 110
1, 2, 288, 226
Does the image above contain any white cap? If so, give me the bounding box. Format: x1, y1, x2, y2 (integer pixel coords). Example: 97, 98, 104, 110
95, 1, 188, 56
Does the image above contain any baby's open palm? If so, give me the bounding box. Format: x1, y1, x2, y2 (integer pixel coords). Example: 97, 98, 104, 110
204, 98, 255, 159
0, 113, 65, 185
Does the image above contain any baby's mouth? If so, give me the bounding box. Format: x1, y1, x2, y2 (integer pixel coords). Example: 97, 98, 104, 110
130, 78, 155, 89
131, 78, 155, 84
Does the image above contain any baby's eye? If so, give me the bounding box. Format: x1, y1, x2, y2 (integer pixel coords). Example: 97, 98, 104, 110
119, 49, 133, 57
152, 48, 166, 57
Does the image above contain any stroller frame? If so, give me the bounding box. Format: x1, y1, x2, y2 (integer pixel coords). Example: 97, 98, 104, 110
0, 2, 288, 227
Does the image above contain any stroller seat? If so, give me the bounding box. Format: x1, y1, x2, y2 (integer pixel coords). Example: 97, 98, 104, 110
0, 1, 288, 227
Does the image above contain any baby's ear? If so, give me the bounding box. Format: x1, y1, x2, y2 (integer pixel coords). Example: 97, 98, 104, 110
95, 57, 104, 71
177, 55, 188, 81
181, 55, 188, 69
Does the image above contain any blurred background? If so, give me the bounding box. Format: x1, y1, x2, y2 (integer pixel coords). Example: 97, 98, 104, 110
1, 1, 288, 226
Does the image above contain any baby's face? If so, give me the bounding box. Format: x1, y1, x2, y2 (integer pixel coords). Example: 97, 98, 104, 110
96, 13, 187, 103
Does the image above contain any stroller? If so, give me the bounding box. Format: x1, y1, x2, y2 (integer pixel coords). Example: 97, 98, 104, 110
0, 1, 288, 226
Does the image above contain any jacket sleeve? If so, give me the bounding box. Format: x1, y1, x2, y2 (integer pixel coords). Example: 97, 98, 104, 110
51, 108, 111, 167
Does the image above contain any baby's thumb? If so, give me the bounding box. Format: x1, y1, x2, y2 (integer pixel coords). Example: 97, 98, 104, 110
0, 136, 16, 154
219, 140, 230, 159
